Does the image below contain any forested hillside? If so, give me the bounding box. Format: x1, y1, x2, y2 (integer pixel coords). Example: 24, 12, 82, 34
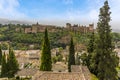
0, 24, 119, 50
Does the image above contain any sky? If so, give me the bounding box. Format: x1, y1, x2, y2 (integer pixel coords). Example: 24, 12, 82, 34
0, 0, 120, 29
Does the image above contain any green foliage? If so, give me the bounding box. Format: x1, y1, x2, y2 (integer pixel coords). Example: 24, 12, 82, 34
0, 44, 2, 65
75, 53, 80, 65
87, 32, 94, 53
52, 57, 57, 64
87, 32, 95, 72
112, 32, 120, 42
40, 28, 52, 71
68, 37, 75, 72
1, 43, 8, 50
91, 74, 98, 80
24, 63, 32, 68
52, 54, 63, 64
91, 1, 119, 80
58, 54, 63, 61
0, 24, 96, 50
7, 46, 19, 77
0, 23, 119, 50
80, 53, 88, 65
1, 53, 7, 77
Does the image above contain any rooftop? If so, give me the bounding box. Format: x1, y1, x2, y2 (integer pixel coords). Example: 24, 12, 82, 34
15, 68, 38, 77
33, 65, 91, 80
33, 72, 85, 80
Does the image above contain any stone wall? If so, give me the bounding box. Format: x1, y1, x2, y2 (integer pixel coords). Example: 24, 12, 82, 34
66, 23, 94, 33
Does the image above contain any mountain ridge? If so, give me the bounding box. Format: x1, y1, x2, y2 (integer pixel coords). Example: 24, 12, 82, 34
0, 18, 34, 25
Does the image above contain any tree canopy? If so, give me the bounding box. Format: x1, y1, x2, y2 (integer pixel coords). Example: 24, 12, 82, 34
40, 28, 52, 71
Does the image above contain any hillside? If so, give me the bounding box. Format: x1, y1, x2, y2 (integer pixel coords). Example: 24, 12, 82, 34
0, 24, 120, 50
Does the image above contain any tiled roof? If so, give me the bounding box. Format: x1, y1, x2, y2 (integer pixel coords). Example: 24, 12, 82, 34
33, 72, 85, 80
33, 66, 91, 80
52, 62, 67, 72
15, 69, 38, 77
81, 66, 91, 80
71, 65, 81, 72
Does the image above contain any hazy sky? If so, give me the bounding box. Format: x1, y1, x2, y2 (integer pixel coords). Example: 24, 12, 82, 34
0, 0, 120, 29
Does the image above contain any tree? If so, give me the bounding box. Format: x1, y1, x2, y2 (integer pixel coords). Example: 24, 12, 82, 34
92, 1, 119, 79
68, 37, 75, 72
0, 44, 2, 65
87, 32, 95, 71
80, 53, 88, 65
40, 28, 52, 71
7, 46, 19, 77
1, 53, 7, 77
87, 32, 94, 53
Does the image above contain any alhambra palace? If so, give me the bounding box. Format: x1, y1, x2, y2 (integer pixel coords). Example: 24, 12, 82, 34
66, 23, 94, 33
16, 22, 94, 33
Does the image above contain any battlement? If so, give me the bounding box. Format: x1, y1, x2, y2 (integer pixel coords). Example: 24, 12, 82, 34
24, 23, 57, 33
66, 23, 94, 33
16, 22, 94, 34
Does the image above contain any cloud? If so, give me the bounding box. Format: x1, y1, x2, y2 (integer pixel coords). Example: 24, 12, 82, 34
0, 0, 119, 30
0, 0, 26, 20
95, 0, 120, 29
86, 0, 120, 29
53, 8, 99, 26
62, 0, 120, 29
36, 0, 120, 30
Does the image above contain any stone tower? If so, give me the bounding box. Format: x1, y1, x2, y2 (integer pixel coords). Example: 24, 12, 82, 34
89, 24, 94, 32
66, 23, 71, 29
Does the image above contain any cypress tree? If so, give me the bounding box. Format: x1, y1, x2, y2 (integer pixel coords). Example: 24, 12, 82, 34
87, 32, 94, 53
1, 53, 7, 77
68, 37, 75, 72
40, 28, 52, 71
92, 1, 119, 79
87, 32, 95, 71
7, 46, 19, 77
0, 44, 2, 65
